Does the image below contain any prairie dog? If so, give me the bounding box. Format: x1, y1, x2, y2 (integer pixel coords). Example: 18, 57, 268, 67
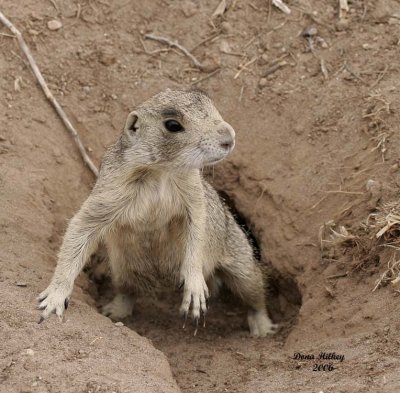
38, 89, 277, 337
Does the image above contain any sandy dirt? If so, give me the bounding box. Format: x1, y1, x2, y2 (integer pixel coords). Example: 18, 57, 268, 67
1, 0, 400, 392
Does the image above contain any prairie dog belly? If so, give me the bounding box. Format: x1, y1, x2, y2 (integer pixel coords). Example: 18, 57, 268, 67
104, 216, 186, 291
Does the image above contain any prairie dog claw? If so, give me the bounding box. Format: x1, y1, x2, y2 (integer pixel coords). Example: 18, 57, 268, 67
37, 282, 72, 323
180, 272, 209, 334
193, 317, 199, 336
182, 311, 188, 329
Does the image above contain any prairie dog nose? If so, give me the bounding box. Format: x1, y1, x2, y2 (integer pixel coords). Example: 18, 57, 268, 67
217, 123, 235, 150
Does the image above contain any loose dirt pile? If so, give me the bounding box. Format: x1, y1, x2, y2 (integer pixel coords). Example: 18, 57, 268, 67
1, 0, 400, 392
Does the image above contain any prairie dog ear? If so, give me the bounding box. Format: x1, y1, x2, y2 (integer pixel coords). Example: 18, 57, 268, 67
124, 111, 139, 133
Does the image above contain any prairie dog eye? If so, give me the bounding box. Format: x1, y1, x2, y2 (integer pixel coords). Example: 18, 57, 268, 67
164, 120, 184, 133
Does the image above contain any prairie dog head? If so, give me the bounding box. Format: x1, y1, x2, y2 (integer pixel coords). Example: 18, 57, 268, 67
120, 89, 235, 170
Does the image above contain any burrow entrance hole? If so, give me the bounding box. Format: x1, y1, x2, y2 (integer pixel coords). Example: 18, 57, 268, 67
84, 190, 303, 390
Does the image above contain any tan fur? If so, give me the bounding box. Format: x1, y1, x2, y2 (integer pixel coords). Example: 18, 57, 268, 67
38, 89, 277, 336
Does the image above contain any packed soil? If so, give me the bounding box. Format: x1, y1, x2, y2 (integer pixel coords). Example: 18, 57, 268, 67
1, 0, 400, 392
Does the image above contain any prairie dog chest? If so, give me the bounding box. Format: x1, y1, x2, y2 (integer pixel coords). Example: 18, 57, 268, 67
123, 173, 184, 230
106, 207, 187, 281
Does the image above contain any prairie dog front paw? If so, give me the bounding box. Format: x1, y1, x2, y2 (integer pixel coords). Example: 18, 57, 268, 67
37, 282, 72, 322
180, 273, 209, 324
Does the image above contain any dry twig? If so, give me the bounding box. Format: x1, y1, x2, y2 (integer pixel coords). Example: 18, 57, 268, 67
339, 0, 349, 19
0, 10, 98, 177
191, 32, 220, 52
48, 0, 60, 14
272, 0, 291, 14
262, 60, 288, 77
327, 272, 348, 279
239, 85, 244, 102
266, 0, 272, 25
325, 190, 365, 195
139, 37, 169, 55
0, 31, 14, 38
212, 0, 227, 18
320, 58, 329, 80
191, 69, 220, 86
345, 62, 368, 85
234, 56, 258, 79
145, 33, 209, 72
370, 65, 390, 89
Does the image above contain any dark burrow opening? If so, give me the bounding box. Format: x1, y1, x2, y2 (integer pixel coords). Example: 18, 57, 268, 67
217, 190, 302, 327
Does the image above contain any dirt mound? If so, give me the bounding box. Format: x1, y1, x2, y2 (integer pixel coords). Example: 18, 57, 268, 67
2, 0, 400, 392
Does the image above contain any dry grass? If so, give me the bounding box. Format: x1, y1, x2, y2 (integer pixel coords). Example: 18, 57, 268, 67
372, 252, 400, 292
321, 200, 400, 290
366, 201, 400, 240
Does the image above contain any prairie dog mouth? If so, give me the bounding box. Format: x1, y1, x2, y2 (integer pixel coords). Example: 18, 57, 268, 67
204, 158, 225, 166
203, 150, 231, 166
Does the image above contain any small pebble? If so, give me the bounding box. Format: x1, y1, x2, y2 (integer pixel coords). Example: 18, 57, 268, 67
335, 19, 349, 31
181, 1, 197, 17
258, 78, 268, 87
30, 12, 43, 21
219, 40, 231, 53
260, 53, 269, 64
320, 40, 328, 49
99, 50, 116, 66
16, 282, 27, 287
390, 163, 399, 172
33, 117, 46, 124
115, 321, 124, 327
200, 59, 219, 73
26, 349, 34, 356
47, 20, 63, 31
221, 21, 233, 34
